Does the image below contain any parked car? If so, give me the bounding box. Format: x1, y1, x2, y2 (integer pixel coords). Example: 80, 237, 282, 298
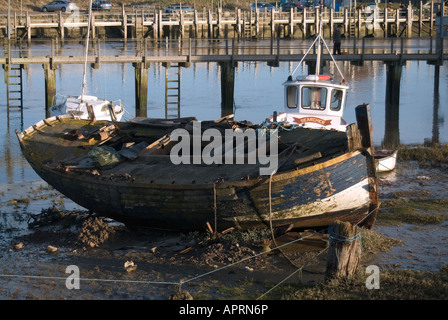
250, 2, 279, 13
303, 0, 320, 9
164, 4, 195, 14
92, 0, 112, 11
282, 1, 304, 12
41, 0, 78, 12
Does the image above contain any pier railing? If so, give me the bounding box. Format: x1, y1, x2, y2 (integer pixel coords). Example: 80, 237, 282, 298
0, 2, 441, 41
1, 36, 445, 118
1, 36, 446, 66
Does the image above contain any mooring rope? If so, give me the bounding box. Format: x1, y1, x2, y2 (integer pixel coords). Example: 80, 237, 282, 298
328, 223, 362, 243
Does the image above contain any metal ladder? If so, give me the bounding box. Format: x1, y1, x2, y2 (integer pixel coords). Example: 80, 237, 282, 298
349, 10, 356, 38
165, 62, 181, 119
4, 41, 24, 111
6, 64, 24, 110
243, 12, 252, 39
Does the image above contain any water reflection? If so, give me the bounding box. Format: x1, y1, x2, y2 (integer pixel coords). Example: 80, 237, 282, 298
430, 65, 444, 146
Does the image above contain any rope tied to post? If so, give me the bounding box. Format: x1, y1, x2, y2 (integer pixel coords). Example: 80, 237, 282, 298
327, 222, 362, 243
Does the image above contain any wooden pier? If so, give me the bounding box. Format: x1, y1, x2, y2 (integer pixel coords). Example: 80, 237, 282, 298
1, 36, 446, 117
0, 2, 440, 41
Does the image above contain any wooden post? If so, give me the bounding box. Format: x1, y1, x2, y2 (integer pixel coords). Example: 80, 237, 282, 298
303, 8, 307, 38
59, 11, 64, 40
158, 10, 163, 39
193, 10, 198, 39
406, 3, 413, 38
219, 61, 236, 117
355, 103, 379, 229
289, 10, 294, 39
208, 10, 213, 38
430, 0, 434, 35
91, 13, 96, 39
153, 11, 158, 40
133, 62, 149, 117
26, 12, 31, 42
237, 9, 242, 39
343, 8, 348, 37
122, 4, 127, 40
325, 220, 361, 281
141, 9, 145, 38
329, 8, 334, 39
383, 62, 402, 149
180, 10, 184, 39
357, 8, 362, 38
395, 9, 400, 37
419, 1, 423, 37
217, 8, 222, 39
372, 6, 377, 36
43, 63, 57, 117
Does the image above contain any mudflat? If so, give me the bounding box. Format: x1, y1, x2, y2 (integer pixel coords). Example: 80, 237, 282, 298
1, 160, 448, 301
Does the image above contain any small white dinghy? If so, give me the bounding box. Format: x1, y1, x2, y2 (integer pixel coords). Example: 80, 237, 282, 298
50, 95, 125, 121
375, 149, 398, 172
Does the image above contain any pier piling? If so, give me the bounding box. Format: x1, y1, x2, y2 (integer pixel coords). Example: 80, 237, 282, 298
133, 62, 149, 117
219, 61, 236, 117
43, 63, 57, 117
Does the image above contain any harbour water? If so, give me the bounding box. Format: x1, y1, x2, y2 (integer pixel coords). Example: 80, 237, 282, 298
1, 40, 447, 184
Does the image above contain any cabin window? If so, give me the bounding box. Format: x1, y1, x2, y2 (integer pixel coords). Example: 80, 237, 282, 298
286, 86, 298, 108
301, 87, 327, 110
330, 89, 343, 111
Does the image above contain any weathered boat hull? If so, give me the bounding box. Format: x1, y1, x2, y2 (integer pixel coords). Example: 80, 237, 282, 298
17, 108, 378, 232
24, 150, 372, 231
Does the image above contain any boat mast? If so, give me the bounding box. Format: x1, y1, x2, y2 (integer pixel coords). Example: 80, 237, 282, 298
81, 0, 93, 103
289, 4, 345, 82
315, 6, 323, 76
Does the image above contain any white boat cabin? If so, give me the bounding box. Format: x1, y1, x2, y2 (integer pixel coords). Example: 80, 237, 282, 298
50, 95, 125, 121
270, 75, 349, 132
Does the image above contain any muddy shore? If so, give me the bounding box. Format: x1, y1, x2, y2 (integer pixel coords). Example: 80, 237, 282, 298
1, 159, 448, 301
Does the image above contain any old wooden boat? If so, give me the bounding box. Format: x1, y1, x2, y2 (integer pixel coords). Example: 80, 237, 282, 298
16, 19, 379, 232
375, 149, 398, 172
16, 107, 378, 231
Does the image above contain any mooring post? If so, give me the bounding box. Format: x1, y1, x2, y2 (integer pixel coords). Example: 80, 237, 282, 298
59, 11, 64, 40
431, 64, 440, 145
325, 220, 361, 281
303, 7, 307, 38
355, 103, 379, 229
26, 12, 31, 42
122, 4, 127, 40
406, 3, 413, 38
43, 63, 57, 117
219, 61, 236, 117
133, 61, 149, 117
